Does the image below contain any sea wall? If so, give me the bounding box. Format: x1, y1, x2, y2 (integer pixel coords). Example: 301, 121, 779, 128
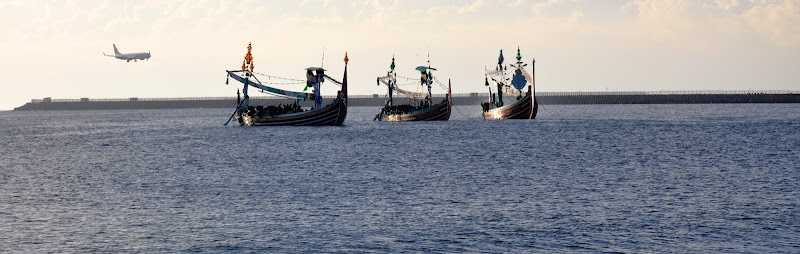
536, 93, 800, 105
13, 91, 800, 111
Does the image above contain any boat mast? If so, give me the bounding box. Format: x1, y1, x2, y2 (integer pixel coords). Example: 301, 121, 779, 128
426, 53, 433, 106
313, 70, 323, 109
495, 49, 505, 108
532, 57, 536, 97
241, 43, 255, 112
516, 47, 525, 95
388, 56, 396, 106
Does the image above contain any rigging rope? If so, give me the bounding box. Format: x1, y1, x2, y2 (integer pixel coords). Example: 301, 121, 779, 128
396, 75, 418, 81
452, 104, 480, 120
323, 75, 343, 86
251, 71, 305, 82
257, 80, 305, 85
228, 71, 310, 99
236, 70, 344, 87
395, 81, 419, 87
433, 76, 450, 91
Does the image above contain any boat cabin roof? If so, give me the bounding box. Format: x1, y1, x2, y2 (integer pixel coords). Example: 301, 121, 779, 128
415, 66, 437, 72
305, 67, 326, 71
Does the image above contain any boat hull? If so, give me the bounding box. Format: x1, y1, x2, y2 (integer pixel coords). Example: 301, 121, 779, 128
482, 86, 538, 120
240, 92, 347, 126
384, 99, 451, 122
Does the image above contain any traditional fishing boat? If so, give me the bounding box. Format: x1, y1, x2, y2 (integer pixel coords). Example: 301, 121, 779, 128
374, 56, 451, 121
223, 43, 348, 126
481, 48, 538, 120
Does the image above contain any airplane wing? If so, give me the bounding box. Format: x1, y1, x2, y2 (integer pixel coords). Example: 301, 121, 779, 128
103, 52, 115, 57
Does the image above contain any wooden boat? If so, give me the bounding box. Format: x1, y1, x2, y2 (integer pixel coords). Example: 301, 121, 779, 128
481, 48, 538, 120
384, 94, 451, 121
223, 43, 348, 126
374, 56, 452, 122
483, 85, 536, 119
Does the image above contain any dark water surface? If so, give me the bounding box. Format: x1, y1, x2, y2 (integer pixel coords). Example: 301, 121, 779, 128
1, 105, 799, 253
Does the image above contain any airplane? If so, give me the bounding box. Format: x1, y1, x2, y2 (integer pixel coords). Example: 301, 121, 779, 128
103, 44, 151, 62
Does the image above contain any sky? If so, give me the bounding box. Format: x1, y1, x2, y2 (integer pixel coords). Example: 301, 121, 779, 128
0, 0, 798, 110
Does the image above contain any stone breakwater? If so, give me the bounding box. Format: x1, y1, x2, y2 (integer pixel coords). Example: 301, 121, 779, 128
14, 91, 800, 111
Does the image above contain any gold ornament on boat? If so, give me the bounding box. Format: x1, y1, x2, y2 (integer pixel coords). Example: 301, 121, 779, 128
242, 43, 254, 71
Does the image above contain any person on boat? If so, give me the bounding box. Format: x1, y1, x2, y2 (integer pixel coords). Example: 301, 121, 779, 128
498, 49, 504, 67
309, 69, 324, 109
306, 70, 317, 87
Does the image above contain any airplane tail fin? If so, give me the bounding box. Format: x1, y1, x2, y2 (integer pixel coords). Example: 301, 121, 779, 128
112, 44, 120, 55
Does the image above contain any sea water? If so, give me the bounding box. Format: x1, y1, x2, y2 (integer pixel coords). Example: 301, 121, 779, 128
1, 104, 798, 252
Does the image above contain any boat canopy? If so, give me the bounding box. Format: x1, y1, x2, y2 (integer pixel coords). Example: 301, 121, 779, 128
395, 87, 429, 99
377, 75, 429, 100
415, 66, 436, 72
227, 71, 313, 99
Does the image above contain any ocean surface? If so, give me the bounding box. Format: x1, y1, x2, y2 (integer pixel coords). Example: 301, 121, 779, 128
1, 104, 798, 253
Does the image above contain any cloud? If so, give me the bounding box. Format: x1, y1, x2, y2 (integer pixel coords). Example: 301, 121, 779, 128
1, 0, 798, 110
459, 0, 485, 13
532, 0, 574, 15
425, 0, 488, 17
508, 0, 525, 7
299, 0, 329, 8
743, 0, 800, 47
426, 5, 457, 18
714, 0, 739, 10
622, 0, 800, 48
362, 0, 400, 23
621, 0, 695, 17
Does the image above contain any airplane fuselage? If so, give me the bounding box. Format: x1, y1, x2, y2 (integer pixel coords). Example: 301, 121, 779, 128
114, 53, 151, 62
104, 44, 151, 62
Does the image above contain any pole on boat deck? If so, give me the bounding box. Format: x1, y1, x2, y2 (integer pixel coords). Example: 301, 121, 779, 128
532, 58, 536, 96
388, 78, 394, 107
314, 71, 323, 109
389, 56, 394, 107
427, 70, 433, 107
496, 50, 505, 108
